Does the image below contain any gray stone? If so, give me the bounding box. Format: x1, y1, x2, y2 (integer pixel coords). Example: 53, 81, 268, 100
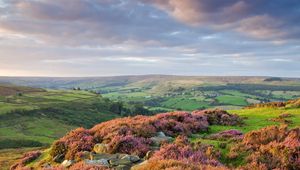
85, 159, 110, 167
157, 131, 166, 137
61, 160, 74, 167
115, 164, 131, 170
121, 154, 140, 163
150, 135, 172, 146
109, 155, 133, 166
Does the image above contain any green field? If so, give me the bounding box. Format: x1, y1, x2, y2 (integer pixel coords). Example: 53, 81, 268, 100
0, 86, 123, 149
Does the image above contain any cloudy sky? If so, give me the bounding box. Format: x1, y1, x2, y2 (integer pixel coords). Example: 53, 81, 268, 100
0, 0, 299, 77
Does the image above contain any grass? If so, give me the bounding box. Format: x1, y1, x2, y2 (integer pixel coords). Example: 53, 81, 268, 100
189, 106, 300, 167
0, 87, 121, 149
216, 95, 248, 106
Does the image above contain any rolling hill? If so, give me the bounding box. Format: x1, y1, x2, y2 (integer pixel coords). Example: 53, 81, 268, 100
10, 98, 300, 170
1, 75, 300, 112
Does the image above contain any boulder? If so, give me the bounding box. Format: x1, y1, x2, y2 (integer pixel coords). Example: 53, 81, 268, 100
91, 153, 127, 160
109, 154, 140, 166
115, 164, 131, 170
85, 159, 110, 167
61, 160, 74, 168
93, 143, 108, 154
157, 131, 166, 137
150, 136, 172, 146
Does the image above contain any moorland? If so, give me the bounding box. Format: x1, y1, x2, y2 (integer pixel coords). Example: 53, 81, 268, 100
0, 75, 299, 169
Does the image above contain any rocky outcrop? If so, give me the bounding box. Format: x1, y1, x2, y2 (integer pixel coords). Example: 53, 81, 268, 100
150, 131, 172, 146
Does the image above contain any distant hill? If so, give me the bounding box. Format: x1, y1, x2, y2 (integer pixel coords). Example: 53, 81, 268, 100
0, 84, 45, 96
0, 75, 300, 90
1, 75, 300, 112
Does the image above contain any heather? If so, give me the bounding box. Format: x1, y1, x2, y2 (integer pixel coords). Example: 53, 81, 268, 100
229, 125, 300, 169
11, 151, 41, 170
49, 109, 237, 160
11, 105, 300, 170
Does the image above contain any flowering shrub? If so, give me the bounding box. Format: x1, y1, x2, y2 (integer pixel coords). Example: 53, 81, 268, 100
229, 125, 300, 170
11, 151, 41, 170
132, 159, 229, 170
192, 109, 243, 126
47, 110, 239, 161
107, 135, 152, 157
51, 127, 95, 160
150, 136, 222, 166
208, 130, 243, 140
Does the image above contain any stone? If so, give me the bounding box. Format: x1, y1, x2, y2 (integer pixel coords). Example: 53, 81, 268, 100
115, 164, 131, 170
91, 153, 125, 160
52, 154, 64, 163
93, 143, 108, 154
157, 131, 166, 137
85, 159, 110, 167
109, 154, 138, 166
150, 135, 172, 146
61, 160, 74, 167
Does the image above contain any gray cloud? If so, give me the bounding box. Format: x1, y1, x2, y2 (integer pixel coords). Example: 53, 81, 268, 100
0, 0, 299, 77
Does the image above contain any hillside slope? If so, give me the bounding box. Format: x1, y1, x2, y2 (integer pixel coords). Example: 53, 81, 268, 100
0, 85, 122, 149
12, 99, 300, 170
2, 76, 300, 111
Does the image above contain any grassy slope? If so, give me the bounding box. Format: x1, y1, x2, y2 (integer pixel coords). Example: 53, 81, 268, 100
0, 86, 120, 147
191, 103, 300, 167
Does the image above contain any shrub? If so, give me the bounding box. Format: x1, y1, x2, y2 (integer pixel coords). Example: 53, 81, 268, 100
132, 159, 228, 170
11, 151, 41, 170
208, 130, 243, 141
107, 135, 152, 157
50, 127, 95, 160
229, 125, 300, 170
150, 136, 221, 166
192, 109, 243, 126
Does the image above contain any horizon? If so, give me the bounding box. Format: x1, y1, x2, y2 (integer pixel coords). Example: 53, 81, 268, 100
0, 0, 300, 77
0, 74, 300, 79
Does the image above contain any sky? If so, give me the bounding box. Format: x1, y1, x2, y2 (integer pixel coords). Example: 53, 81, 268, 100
0, 0, 299, 77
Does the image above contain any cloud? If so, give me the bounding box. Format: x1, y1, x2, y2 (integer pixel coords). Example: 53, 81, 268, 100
0, 0, 299, 77
142, 0, 300, 40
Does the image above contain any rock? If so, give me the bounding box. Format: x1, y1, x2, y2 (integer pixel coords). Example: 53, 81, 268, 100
157, 131, 166, 137
93, 143, 108, 154
91, 153, 125, 160
52, 154, 64, 163
115, 164, 131, 170
109, 154, 139, 166
122, 154, 140, 163
85, 159, 110, 167
150, 136, 172, 146
61, 160, 74, 167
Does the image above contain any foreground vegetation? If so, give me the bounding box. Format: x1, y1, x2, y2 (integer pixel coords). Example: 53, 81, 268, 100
12, 99, 300, 170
